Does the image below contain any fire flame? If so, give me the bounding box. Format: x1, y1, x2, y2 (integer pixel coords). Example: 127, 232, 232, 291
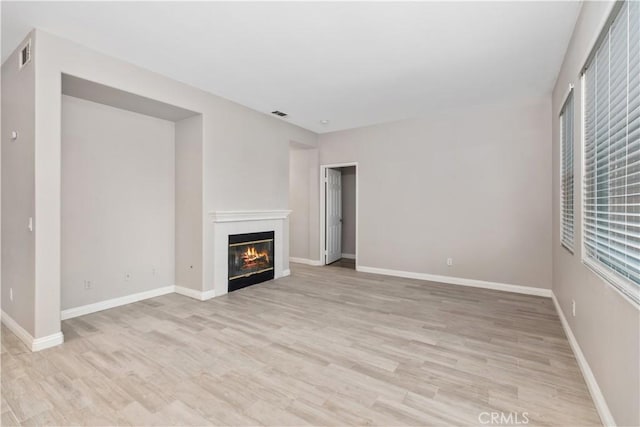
242, 246, 270, 265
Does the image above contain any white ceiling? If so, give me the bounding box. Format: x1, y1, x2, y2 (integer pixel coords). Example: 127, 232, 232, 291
2, 1, 581, 133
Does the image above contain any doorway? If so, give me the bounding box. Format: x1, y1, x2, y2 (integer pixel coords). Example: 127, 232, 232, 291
320, 163, 358, 269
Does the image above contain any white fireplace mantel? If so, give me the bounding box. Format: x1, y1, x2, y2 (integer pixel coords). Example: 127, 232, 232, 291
209, 210, 290, 296
209, 210, 291, 223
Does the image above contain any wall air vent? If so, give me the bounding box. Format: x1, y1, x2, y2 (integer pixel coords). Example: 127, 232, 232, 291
271, 110, 288, 117
19, 40, 31, 69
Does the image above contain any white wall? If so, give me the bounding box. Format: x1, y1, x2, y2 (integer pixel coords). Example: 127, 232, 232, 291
317, 98, 552, 289
61, 95, 175, 310
551, 2, 640, 425
340, 166, 356, 256
175, 114, 203, 292
1, 32, 36, 334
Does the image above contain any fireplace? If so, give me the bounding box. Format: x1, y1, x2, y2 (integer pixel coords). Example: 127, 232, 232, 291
228, 231, 275, 292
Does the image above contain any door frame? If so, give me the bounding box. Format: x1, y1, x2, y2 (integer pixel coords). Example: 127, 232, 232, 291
319, 162, 358, 267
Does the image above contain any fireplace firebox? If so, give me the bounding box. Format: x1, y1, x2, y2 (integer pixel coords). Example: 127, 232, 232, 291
228, 231, 275, 292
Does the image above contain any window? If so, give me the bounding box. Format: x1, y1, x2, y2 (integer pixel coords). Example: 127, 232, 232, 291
583, 1, 639, 304
560, 90, 575, 251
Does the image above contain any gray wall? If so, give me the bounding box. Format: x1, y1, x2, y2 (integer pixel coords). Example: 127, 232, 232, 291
175, 114, 203, 292
1, 32, 36, 335
25, 29, 316, 338
340, 166, 356, 256
551, 2, 639, 425
289, 145, 320, 260
317, 98, 552, 289
289, 147, 311, 259
61, 95, 175, 310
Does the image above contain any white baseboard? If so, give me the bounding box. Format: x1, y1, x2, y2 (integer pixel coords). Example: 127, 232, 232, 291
174, 285, 215, 301
355, 265, 553, 298
1, 310, 35, 349
1, 310, 64, 352
282, 269, 291, 277
290, 257, 323, 266
32, 332, 65, 351
61, 285, 175, 320
552, 294, 615, 426
341, 253, 356, 260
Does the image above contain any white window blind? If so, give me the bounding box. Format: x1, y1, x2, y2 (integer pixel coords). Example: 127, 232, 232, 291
583, 1, 640, 304
560, 91, 575, 251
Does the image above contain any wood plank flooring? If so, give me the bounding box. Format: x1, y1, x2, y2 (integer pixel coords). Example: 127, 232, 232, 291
330, 258, 356, 269
1, 264, 600, 426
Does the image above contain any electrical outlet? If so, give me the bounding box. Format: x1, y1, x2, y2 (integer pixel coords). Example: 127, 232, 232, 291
125, 273, 132, 281
9, 288, 13, 302
84, 280, 92, 290
447, 257, 453, 266
572, 299, 576, 317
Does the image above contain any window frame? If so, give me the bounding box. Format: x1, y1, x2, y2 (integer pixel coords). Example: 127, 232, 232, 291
579, 0, 640, 305
559, 86, 575, 253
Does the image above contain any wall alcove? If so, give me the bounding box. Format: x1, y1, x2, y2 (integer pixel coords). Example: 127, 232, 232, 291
60, 74, 203, 319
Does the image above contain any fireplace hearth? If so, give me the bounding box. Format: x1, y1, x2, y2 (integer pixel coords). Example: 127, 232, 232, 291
228, 231, 275, 292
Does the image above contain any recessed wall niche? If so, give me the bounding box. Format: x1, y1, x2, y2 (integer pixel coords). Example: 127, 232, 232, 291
60, 74, 203, 314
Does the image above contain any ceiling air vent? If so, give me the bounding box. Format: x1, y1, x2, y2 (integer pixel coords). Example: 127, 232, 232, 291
19, 40, 31, 69
271, 110, 288, 117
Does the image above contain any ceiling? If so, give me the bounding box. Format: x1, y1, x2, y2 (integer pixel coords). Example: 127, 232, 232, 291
2, 1, 581, 133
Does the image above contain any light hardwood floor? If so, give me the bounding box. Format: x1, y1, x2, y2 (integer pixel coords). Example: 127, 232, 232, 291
331, 258, 356, 270
1, 264, 600, 426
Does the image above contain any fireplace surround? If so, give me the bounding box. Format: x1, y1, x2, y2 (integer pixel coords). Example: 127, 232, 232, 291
209, 210, 290, 296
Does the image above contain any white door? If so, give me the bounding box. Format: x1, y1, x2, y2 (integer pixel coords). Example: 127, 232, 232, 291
325, 168, 342, 264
